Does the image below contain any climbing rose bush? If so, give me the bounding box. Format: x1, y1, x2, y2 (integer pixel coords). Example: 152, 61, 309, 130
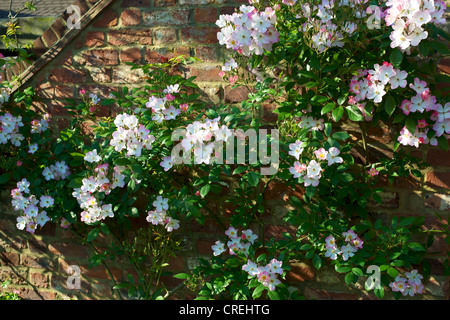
0, 0, 449, 300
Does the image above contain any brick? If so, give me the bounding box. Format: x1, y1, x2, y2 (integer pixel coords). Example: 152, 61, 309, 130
181, 27, 220, 44
426, 172, 450, 189
121, 9, 142, 26
19, 288, 57, 300
194, 46, 218, 62
196, 238, 216, 255
368, 191, 399, 209
81, 265, 123, 282
28, 238, 48, 254
50, 17, 66, 39
263, 103, 278, 122
113, 67, 145, 84
437, 57, 450, 74
187, 65, 222, 82
152, 28, 177, 45
21, 255, 55, 269
224, 85, 249, 103
194, 8, 218, 23
33, 37, 47, 57
31, 273, 49, 288
121, 0, 150, 6
76, 49, 119, 66
90, 67, 112, 83
108, 29, 152, 46
427, 148, 450, 167
54, 85, 74, 99
48, 243, 89, 258
93, 9, 118, 27
143, 10, 190, 26
424, 193, 450, 211
54, 51, 73, 67
154, 0, 177, 6
41, 28, 59, 47
36, 82, 54, 99
85, 31, 105, 47
285, 261, 315, 282
0, 269, 27, 285
120, 48, 141, 64
49, 68, 86, 83
0, 251, 20, 265
47, 100, 70, 117
264, 225, 296, 241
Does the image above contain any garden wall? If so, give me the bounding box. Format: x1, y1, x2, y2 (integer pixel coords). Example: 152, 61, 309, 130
0, 0, 448, 300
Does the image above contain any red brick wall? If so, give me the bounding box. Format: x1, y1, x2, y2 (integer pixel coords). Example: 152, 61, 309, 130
0, 0, 449, 300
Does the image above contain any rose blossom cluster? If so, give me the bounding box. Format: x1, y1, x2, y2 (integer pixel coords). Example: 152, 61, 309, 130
295, 0, 367, 53
42, 160, 71, 181
385, 0, 447, 52
212, 227, 284, 292
216, 4, 280, 56
324, 230, 364, 261
144, 84, 188, 123
30, 114, 50, 134
347, 62, 449, 148
0, 113, 24, 146
176, 117, 233, 165
11, 178, 52, 233
389, 270, 425, 297
145, 195, 180, 232
72, 163, 127, 224
0, 112, 50, 149
110, 113, 156, 157
288, 139, 343, 187
0, 88, 10, 108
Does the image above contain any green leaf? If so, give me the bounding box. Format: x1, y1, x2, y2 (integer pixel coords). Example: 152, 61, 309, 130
0, 172, 10, 185
54, 143, 64, 155
346, 105, 364, 121
429, 40, 450, 55
332, 131, 350, 141
407, 242, 426, 251
87, 228, 100, 242
335, 265, 352, 273
247, 171, 259, 187
252, 284, 266, 299
311, 95, 328, 104
345, 272, 355, 285
312, 254, 323, 270
399, 216, 416, 227
374, 287, 384, 299
389, 48, 403, 67
200, 184, 210, 198
321, 102, 336, 115
232, 166, 247, 175
405, 118, 417, 134
393, 113, 406, 123
173, 273, 190, 280
387, 267, 398, 278
115, 158, 132, 166
384, 94, 396, 116
68, 177, 83, 189
352, 268, 364, 276
268, 290, 280, 300
332, 106, 344, 122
